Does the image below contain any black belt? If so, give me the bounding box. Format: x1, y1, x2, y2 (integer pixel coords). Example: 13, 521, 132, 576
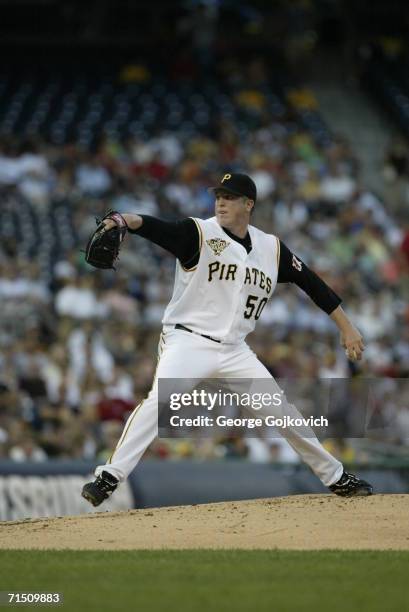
175, 324, 221, 344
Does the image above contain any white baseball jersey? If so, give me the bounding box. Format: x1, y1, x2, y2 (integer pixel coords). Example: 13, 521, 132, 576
162, 216, 280, 343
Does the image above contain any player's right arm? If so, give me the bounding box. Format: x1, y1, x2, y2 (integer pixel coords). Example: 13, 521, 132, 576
277, 240, 364, 361
102, 213, 201, 270
277, 240, 341, 314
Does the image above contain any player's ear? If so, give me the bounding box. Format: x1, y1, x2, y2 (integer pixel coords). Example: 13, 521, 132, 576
246, 199, 255, 215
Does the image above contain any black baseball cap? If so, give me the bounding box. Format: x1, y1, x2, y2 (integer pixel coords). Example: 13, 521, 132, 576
209, 173, 257, 202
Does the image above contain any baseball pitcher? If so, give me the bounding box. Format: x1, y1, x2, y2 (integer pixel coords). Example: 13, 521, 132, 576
82, 173, 373, 506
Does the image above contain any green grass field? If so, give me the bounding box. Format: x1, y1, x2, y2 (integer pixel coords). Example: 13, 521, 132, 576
0, 550, 407, 612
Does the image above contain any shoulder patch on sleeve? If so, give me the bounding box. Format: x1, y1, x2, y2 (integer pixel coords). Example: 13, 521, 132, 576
292, 254, 302, 272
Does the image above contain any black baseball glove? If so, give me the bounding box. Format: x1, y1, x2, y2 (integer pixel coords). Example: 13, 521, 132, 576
85, 210, 128, 270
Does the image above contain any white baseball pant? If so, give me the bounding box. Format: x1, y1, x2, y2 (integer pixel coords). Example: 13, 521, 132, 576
94, 327, 343, 487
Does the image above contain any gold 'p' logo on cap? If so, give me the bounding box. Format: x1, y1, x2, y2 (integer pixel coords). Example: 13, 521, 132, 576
221, 173, 231, 183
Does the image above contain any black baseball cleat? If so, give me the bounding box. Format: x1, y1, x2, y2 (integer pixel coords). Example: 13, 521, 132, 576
329, 471, 373, 497
81, 471, 119, 507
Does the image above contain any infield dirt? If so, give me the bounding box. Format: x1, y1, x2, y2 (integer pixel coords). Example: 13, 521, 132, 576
1, 494, 408, 550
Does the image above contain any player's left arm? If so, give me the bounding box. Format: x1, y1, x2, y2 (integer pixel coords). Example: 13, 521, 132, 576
277, 240, 364, 361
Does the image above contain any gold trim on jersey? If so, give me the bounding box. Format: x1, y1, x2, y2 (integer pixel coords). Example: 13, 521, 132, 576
107, 401, 144, 464
276, 236, 280, 270
152, 330, 166, 388
107, 330, 166, 464
181, 218, 203, 272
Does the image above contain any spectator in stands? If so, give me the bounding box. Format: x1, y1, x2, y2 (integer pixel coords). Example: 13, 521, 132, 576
8, 434, 48, 462
55, 275, 108, 320
75, 152, 112, 196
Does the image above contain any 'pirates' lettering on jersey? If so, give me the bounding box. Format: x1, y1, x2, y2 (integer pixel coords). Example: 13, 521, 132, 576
162, 217, 279, 343
208, 262, 272, 294
208, 262, 237, 282
244, 266, 272, 294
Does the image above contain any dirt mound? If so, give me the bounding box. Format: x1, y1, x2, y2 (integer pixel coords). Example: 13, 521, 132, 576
1, 494, 408, 550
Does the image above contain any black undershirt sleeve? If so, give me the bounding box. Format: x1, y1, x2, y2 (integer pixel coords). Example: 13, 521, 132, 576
277, 240, 342, 314
128, 215, 200, 269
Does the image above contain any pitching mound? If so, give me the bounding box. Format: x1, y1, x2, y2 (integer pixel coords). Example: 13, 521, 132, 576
1, 494, 408, 550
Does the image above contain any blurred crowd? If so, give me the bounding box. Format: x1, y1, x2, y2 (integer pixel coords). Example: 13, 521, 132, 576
0, 68, 408, 466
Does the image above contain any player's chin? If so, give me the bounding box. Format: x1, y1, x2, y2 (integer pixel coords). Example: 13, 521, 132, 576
217, 212, 229, 223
